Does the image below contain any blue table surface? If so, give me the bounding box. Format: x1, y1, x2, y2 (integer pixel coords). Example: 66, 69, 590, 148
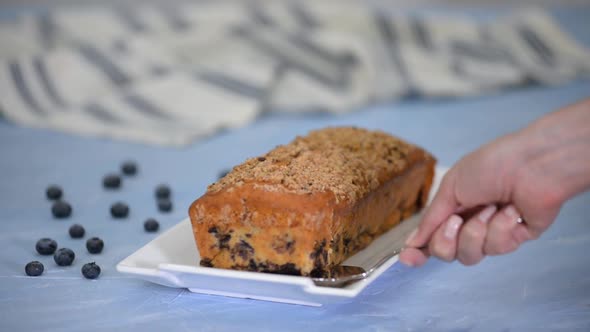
1, 5, 590, 332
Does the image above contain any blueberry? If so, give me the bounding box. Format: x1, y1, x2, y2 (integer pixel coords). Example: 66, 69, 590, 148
157, 199, 172, 212
51, 200, 72, 218
121, 161, 138, 176
102, 174, 122, 189
46, 185, 63, 200
155, 184, 171, 199
69, 224, 85, 238
81, 262, 101, 279
54, 248, 75, 266
110, 202, 129, 218
36, 238, 58, 255
218, 169, 230, 179
25, 261, 44, 276
86, 237, 104, 254
144, 218, 159, 232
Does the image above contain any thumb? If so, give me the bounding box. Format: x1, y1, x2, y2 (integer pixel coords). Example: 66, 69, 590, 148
406, 172, 460, 247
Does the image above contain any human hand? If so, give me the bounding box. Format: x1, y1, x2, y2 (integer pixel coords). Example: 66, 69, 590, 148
400, 99, 590, 267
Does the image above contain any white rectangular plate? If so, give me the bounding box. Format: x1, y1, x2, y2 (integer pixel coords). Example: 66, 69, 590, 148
117, 167, 446, 306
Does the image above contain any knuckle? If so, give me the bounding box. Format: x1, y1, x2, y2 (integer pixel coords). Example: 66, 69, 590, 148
512, 227, 532, 244
485, 245, 502, 256
538, 188, 565, 210
430, 241, 454, 262
484, 239, 502, 256
527, 224, 546, 240
488, 238, 518, 255
457, 234, 485, 265
484, 245, 497, 256
495, 216, 514, 232
464, 259, 482, 266
463, 223, 486, 240
456, 249, 479, 266
458, 255, 481, 266
457, 244, 484, 266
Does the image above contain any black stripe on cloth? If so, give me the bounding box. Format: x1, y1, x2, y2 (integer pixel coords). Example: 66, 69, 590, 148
123, 94, 173, 120
374, 14, 398, 44
288, 2, 318, 30
112, 40, 130, 54
117, 8, 148, 33
410, 18, 433, 50
519, 26, 555, 66
32, 56, 66, 108
287, 34, 355, 68
236, 28, 345, 89
373, 13, 410, 85
9, 62, 45, 115
77, 44, 131, 86
149, 65, 171, 77
84, 102, 122, 124
477, 25, 518, 66
452, 40, 513, 63
159, 5, 191, 31
37, 12, 57, 50
198, 71, 265, 99
247, 4, 275, 26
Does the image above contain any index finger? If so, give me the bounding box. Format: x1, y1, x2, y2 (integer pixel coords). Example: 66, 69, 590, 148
406, 171, 460, 248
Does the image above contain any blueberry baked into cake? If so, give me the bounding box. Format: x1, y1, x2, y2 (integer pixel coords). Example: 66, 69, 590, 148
189, 127, 436, 277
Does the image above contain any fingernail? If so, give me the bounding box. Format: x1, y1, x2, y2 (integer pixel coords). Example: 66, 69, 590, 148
444, 215, 463, 240
504, 205, 519, 219
405, 229, 418, 246
400, 258, 415, 267
478, 204, 497, 224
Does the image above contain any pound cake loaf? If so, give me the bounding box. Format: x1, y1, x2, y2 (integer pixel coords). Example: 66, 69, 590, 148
189, 127, 436, 277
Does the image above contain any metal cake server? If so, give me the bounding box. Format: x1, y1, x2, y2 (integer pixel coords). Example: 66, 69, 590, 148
310, 215, 426, 288
311, 247, 405, 288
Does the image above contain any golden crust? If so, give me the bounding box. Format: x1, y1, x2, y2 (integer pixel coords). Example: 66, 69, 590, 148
208, 127, 433, 203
